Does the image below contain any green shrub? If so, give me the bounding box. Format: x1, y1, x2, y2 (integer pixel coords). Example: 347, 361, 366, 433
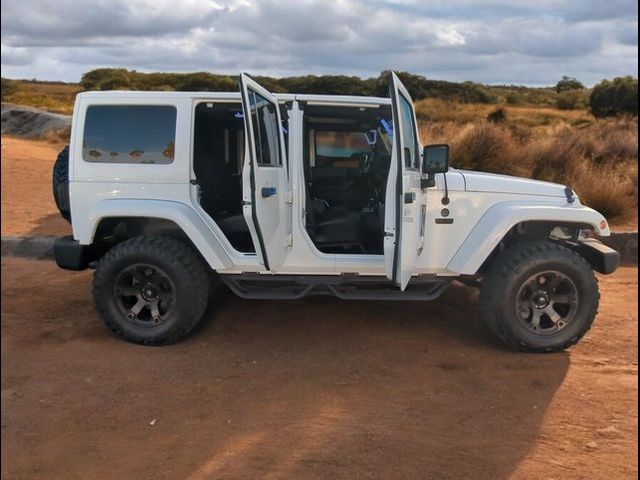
1, 77, 19, 99
175, 72, 236, 92
76, 68, 500, 103
556, 90, 587, 110
505, 92, 523, 105
555, 76, 585, 92
589, 76, 638, 118
487, 108, 507, 123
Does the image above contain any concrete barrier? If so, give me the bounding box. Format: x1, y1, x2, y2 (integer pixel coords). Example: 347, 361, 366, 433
1, 103, 71, 139
1, 236, 55, 260
600, 232, 638, 261
2, 232, 637, 263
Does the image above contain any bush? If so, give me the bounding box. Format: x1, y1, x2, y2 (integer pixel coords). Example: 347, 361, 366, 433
556, 90, 587, 110
76, 68, 500, 104
450, 122, 522, 176
175, 72, 236, 92
420, 118, 638, 223
555, 76, 585, 93
505, 92, 523, 105
487, 108, 507, 123
1, 77, 19, 100
80, 68, 131, 90
589, 76, 638, 118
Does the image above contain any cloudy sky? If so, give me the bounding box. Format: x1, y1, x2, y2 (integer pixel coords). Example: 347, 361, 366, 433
1, 0, 637, 86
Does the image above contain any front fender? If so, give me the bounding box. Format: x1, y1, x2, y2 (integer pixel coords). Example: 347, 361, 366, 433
75, 199, 233, 270
446, 201, 610, 275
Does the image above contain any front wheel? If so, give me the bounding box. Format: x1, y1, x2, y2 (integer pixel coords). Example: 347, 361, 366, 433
93, 236, 210, 345
480, 241, 599, 352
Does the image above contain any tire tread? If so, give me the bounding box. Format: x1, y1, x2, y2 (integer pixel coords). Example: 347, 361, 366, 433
480, 240, 599, 353
93, 236, 209, 345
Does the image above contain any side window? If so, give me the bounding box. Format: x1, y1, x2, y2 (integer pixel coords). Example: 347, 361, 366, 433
83, 105, 177, 164
398, 95, 420, 170
248, 90, 282, 167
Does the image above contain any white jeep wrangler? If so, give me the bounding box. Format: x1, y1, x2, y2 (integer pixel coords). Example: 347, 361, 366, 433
52, 72, 619, 351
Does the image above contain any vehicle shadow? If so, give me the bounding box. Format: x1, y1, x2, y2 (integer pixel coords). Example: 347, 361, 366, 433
2, 261, 570, 480
25, 213, 71, 237
181, 282, 570, 479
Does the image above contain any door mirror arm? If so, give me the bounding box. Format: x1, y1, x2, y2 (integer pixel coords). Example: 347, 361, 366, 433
421, 175, 436, 189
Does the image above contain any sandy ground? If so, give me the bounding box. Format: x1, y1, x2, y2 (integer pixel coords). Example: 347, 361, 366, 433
1, 135, 638, 478
1, 136, 71, 237
1, 258, 638, 480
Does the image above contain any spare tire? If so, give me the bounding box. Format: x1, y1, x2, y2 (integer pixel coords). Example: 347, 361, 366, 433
52, 145, 71, 223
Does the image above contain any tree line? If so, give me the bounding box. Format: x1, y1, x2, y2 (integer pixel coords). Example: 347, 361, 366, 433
78, 68, 500, 104
2, 69, 637, 118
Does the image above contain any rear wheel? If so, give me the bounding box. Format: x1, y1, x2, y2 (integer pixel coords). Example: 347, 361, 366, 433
93, 236, 209, 345
52, 145, 71, 223
480, 240, 599, 352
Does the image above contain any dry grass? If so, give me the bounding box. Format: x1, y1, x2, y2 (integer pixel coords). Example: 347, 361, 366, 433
415, 98, 594, 128
3, 81, 80, 114
420, 117, 638, 224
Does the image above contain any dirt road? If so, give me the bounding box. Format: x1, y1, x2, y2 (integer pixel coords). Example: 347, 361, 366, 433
1, 258, 637, 479
1, 136, 70, 237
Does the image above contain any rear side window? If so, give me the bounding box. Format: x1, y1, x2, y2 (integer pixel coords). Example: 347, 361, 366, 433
83, 105, 177, 164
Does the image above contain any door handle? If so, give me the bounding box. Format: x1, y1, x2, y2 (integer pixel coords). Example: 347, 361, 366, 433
261, 186, 278, 198
404, 192, 416, 204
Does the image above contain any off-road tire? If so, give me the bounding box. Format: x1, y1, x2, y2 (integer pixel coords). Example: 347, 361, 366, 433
93, 236, 210, 345
480, 240, 599, 352
52, 145, 71, 223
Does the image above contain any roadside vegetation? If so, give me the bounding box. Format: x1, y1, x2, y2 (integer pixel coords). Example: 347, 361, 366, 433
420, 117, 637, 223
1, 70, 637, 224
1, 78, 80, 114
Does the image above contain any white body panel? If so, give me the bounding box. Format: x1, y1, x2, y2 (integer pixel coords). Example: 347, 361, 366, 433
238, 74, 291, 271
68, 90, 611, 280
384, 72, 426, 289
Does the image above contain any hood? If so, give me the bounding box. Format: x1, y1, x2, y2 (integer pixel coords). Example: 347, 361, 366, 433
459, 170, 568, 198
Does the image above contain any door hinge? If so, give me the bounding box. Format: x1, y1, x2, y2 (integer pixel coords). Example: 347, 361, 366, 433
286, 233, 293, 247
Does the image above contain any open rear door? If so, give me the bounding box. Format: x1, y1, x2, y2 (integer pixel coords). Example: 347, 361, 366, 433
384, 72, 427, 290
239, 73, 290, 271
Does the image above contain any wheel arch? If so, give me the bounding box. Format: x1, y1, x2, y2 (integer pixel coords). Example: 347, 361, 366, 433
76, 199, 232, 270
446, 201, 610, 275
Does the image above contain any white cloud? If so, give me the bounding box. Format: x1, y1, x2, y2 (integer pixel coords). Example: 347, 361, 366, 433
0, 0, 637, 86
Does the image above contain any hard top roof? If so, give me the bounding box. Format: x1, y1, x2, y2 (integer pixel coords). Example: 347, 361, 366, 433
76, 90, 391, 105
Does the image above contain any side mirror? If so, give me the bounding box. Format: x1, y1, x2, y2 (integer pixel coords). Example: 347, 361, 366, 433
422, 144, 450, 175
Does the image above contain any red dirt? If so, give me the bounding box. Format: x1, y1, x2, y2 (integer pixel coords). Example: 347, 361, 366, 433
1, 136, 71, 237
1, 258, 637, 479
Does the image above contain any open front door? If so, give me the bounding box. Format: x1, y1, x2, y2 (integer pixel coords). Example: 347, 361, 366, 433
239, 73, 290, 271
384, 72, 427, 290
